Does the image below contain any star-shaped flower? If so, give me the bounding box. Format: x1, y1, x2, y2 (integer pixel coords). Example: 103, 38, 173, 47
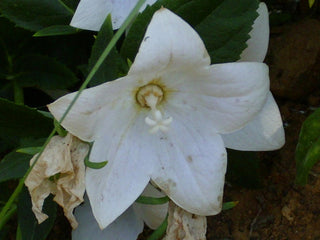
49, 8, 281, 229
70, 0, 158, 31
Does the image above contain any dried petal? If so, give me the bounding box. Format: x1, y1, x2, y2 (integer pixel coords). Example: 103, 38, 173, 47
25, 134, 89, 229
164, 202, 207, 240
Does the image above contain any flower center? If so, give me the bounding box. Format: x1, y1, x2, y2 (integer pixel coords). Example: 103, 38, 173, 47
136, 84, 172, 134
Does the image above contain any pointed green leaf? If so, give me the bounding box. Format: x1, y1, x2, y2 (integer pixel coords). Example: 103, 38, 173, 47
195, 0, 259, 63
295, 108, 320, 185
175, 0, 224, 26
0, 98, 52, 141
309, 0, 316, 7
33, 25, 79, 37
0, 152, 30, 183
0, 0, 72, 31
13, 55, 78, 90
16, 147, 42, 155
222, 201, 238, 210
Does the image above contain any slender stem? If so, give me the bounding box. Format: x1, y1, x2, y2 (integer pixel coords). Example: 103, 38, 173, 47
136, 196, 169, 205
147, 215, 168, 240
16, 224, 22, 240
0, 0, 146, 229
0, 204, 17, 230
57, 0, 74, 14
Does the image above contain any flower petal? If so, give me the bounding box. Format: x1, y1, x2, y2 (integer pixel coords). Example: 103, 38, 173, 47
221, 92, 285, 151
70, 0, 158, 31
151, 109, 227, 216
86, 114, 159, 229
133, 184, 168, 229
111, 0, 158, 29
129, 8, 210, 77
70, 0, 113, 31
48, 76, 137, 142
164, 62, 269, 134
72, 195, 144, 240
239, 3, 269, 62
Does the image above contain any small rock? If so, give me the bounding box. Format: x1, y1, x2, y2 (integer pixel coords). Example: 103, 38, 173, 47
281, 205, 294, 222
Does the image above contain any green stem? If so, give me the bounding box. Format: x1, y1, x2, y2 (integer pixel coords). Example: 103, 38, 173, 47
147, 215, 168, 240
57, 0, 74, 14
0, 204, 17, 230
136, 196, 169, 205
13, 81, 24, 105
0, 0, 147, 229
16, 224, 22, 240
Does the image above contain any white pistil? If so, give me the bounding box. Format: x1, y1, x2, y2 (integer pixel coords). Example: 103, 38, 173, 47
137, 84, 172, 134
145, 109, 172, 134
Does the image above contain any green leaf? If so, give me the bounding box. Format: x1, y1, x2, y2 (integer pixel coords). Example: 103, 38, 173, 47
16, 147, 42, 155
226, 149, 262, 188
135, 196, 169, 205
88, 15, 128, 87
309, 0, 316, 7
61, 0, 79, 11
84, 142, 108, 169
33, 25, 79, 37
0, 16, 32, 55
18, 187, 57, 240
175, 0, 224, 26
0, 152, 30, 183
0, 98, 52, 141
0, 0, 72, 31
84, 155, 108, 169
295, 108, 320, 185
222, 201, 238, 210
195, 0, 259, 63
13, 55, 78, 90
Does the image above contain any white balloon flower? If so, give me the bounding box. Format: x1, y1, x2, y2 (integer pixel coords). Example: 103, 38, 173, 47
49, 7, 284, 230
